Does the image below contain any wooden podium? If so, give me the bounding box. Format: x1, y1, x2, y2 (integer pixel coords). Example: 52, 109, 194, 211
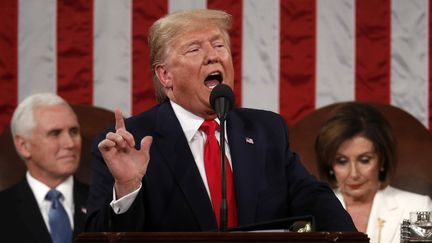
76, 231, 369, 242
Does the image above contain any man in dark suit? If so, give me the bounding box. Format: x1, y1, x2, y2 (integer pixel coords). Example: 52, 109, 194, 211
0, 93, 89, 243
85, 9, 356, 232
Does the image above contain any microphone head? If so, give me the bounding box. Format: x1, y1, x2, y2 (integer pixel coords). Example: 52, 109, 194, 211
209, 84, 235, 112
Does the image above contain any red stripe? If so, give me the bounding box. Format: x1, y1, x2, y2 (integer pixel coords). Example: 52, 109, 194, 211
208, 0, 243, 107
57, 0, 93, 105
355, 0, 391, 103
279, 0, 316, 126
0, 0, 18, 133
132, 1, 167, 115
429, 1, 432, 131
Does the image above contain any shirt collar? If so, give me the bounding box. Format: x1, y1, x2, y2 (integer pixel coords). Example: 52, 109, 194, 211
170, 100, 221, 142
27, 171, 74, 206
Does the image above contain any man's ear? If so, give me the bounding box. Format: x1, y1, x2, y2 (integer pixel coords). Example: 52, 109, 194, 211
155, 64, 173, 89
13, 135, 31, 160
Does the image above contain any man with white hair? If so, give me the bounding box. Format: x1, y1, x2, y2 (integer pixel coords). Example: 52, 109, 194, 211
0, 93, 89, 243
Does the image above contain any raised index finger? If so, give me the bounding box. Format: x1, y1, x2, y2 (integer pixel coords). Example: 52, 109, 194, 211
114, 109, 126, 131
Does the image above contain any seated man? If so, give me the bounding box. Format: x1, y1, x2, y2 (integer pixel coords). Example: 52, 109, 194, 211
0, 93, 89, 243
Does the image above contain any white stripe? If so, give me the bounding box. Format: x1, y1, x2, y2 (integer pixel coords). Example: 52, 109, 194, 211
242, 0, 279, 112
391, 0, 429, 128
315, 0, 355, 108
93, 0, 132, 116
18, 0, 56, 101
13, 0, 431, 129
168, 0, 207, 12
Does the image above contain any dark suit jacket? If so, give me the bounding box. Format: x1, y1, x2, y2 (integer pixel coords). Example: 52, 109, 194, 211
0, 177, 89, 243
86, 100, 356, 232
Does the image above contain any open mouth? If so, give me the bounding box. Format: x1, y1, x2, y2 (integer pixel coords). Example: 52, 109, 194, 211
204, 71, 223, 89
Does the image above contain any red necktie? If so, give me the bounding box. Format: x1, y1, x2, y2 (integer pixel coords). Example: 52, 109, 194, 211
200, 120, 237, 228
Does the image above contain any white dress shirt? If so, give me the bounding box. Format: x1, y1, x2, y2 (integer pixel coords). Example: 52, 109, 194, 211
27, 172, 75, 231
111, 100, 233, 214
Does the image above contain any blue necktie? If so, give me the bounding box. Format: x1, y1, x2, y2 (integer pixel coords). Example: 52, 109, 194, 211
45, 189, 72, 243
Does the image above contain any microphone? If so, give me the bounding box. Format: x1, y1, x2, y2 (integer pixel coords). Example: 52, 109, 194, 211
209, 84, 235, 231
210, 84, 235, 121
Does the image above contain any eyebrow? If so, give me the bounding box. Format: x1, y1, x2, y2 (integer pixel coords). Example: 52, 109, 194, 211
359, 151, 376, 157
335, 150, 376, 157
46, 125, 79, 134
182, 33, 225, 48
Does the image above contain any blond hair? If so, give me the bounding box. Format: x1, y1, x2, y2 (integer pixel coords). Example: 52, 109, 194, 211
148, 9, 232, 102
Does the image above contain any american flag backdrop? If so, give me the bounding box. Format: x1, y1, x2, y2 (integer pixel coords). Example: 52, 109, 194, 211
0, 0, 431, 134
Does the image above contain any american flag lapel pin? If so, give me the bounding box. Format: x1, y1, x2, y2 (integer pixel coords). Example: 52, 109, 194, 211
245, 137, 254, 144
81, 206, 87, 214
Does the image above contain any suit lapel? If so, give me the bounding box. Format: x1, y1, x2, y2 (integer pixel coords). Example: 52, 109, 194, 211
368, 188, 402, 243
15, 179, 52, 243
73, 180, 89, 238
153, 102, 216, 230
227, 111, 265, 226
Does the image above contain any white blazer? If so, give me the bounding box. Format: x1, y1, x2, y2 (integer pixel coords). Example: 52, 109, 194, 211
335, 186, 432, 243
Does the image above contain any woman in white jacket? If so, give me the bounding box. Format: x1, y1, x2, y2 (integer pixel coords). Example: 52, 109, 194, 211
315, 102, 432, 243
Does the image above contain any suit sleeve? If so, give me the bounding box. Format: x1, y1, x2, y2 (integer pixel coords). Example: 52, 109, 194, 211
279, 116, 357, 231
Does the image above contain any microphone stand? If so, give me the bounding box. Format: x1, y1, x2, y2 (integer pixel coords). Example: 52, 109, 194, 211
219, 117, 228, 232
210, 84, 234, 232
